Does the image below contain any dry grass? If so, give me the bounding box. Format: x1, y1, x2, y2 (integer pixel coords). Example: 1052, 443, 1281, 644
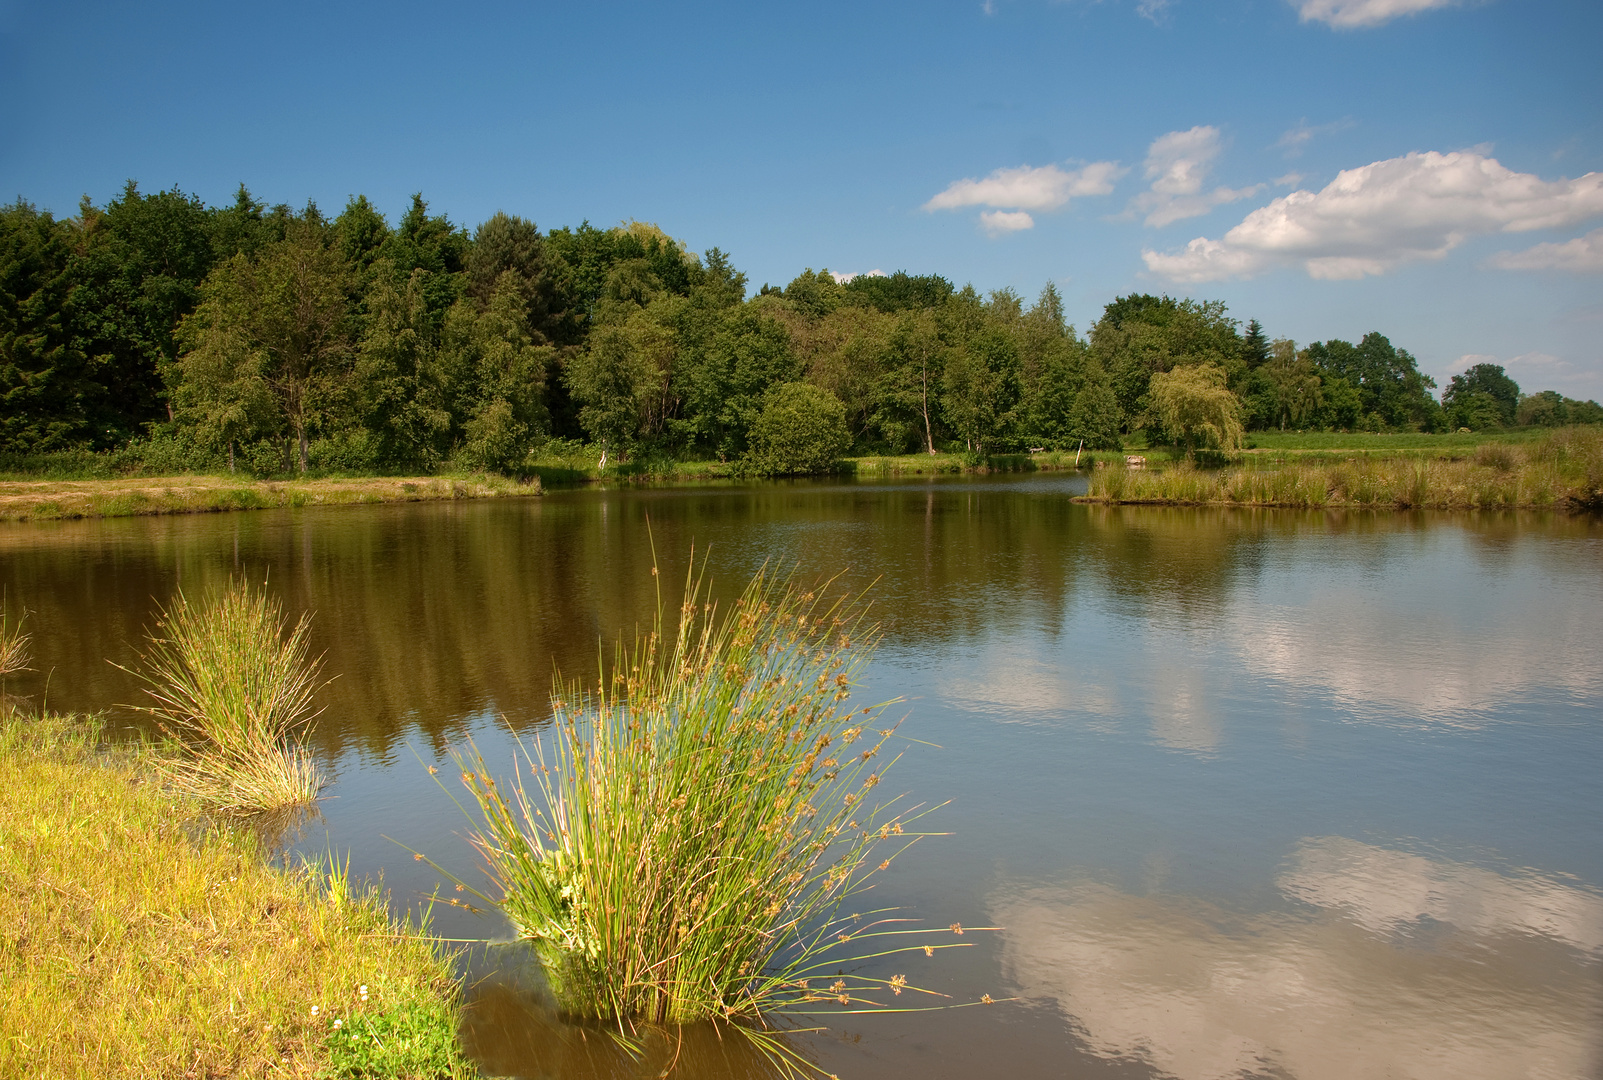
127, 580, 324, 814
0, 474, 535, 522
1085, 426, 1603, 511
0, 707, 473, 1080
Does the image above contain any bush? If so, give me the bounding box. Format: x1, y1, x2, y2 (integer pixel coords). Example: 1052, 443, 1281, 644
745, 383, 850, 476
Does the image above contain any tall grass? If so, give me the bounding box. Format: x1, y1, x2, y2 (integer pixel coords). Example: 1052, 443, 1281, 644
449, 560, 955, 1031
129, 579, 325, 813
1086, 426, 1603, 511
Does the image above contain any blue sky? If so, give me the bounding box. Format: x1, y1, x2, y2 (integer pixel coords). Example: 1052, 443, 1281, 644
3, 0, 1600, 398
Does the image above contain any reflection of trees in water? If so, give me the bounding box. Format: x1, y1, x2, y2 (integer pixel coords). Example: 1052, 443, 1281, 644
1, 490, 1596, 759
992, 841, 1603, 1080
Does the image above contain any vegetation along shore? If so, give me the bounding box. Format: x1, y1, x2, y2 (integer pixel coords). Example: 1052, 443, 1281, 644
1082, 426, 1603, 511
0, 603, 476, 1080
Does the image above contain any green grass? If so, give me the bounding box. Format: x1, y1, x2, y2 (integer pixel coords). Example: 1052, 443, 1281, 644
1241, 428, 1547, 454
0, 705, 475, 1080
126, 579, 326, 814
1085, 426, 1603, 511
437, 559, 964, 1039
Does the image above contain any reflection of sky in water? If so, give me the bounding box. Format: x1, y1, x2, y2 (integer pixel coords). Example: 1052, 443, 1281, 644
996, 838, 1603, 1080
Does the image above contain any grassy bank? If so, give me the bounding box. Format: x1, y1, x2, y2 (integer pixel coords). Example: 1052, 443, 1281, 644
0, 474, 536, 522
0, 710, 475, 1079
1083, 427, 1603, 511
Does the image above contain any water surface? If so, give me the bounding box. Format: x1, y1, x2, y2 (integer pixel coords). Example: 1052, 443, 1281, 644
4, 474, 1600, 1079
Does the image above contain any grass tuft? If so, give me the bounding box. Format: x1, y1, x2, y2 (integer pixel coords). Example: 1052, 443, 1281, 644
128, 579, 326, 813
446, 558, 956, 1031
0, 598, 29, 680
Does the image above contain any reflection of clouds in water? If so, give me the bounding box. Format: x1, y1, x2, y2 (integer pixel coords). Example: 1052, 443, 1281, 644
1280, 836, 1603, 956
937, 646, 1120, 720
1231, 572, 1602, 725
993, 846, 1603, 1080
934, 633, 1221, 751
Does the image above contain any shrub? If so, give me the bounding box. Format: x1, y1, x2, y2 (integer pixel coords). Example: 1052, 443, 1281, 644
745, 383, 851, 476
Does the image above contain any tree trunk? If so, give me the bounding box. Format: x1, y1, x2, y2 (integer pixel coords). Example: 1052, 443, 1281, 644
921, 366, 936, 455
297, 424, 309, 472
228, 440, 235, 474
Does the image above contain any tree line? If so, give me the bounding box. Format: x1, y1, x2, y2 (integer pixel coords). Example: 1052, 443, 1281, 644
4, 184, 1598, 473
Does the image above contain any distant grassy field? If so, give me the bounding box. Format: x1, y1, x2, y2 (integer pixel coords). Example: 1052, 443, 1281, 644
1083, 427, 1603, 512
0, 474, 535, 522
1242, 429, 1544, 456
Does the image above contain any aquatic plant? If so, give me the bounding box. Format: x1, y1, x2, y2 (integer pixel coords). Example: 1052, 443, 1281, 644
130, 578, 324, 812
450, 559, 953, 1029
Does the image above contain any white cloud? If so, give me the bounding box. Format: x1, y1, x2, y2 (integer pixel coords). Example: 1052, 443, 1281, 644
925, 160, 1124, 213
827, 269, 887, 284
1273, 172, 1306, 187
1126, 126, 1262, 227
1292, 0, 1463, 30
1144, 150, 1603, 282
1488, 226, 1603, 273
1276, 117, 1354, 157
980, 209, 1036, 235
1136, 0, 1173, 25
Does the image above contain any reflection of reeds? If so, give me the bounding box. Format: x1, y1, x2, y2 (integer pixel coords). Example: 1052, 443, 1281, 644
451, 560, 950, 1031
1086, 426, 1603, 511
130, 579, 324, 813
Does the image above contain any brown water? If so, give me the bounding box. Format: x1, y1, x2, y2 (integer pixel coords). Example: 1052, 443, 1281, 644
4, 474, 1601, 1079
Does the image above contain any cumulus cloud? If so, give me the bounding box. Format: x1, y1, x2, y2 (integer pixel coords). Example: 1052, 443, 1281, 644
925, 160, 1124, 213
1292, 0, 1463, 29
1126, 126, 1263, 227
925, 160, 1124, 237
1143, 150, 1603, 282
1488, 226, 1603, 273
980, 209, 1036, 234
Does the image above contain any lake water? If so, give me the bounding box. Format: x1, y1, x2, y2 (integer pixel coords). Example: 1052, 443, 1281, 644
4, 474, 1601, 1080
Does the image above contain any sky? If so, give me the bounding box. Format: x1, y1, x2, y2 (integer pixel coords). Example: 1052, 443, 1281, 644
2, 0, 1600, 399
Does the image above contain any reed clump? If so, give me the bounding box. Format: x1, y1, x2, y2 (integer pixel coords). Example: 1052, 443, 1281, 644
1085, 426, 1603, 511
451, 561, 952, 1030
130, 579, 325, 813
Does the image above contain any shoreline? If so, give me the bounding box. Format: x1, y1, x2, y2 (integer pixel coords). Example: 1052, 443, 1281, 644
0, 710, 475, 1078
0, 473, 538, 522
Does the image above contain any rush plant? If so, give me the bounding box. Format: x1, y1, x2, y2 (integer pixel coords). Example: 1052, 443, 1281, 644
130, 579, 324, 812
448, 559, 954, 1030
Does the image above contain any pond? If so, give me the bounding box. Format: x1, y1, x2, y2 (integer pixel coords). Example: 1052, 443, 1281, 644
3, 474, 1601, 1079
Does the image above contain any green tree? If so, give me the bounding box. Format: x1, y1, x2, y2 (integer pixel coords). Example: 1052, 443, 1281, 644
442, 274, 552, 471
1149, 362, 1244, 455
176, 215, 354, 472
1242, 318, 1269, 369
1260, 339, 1323, 430
353, 263, 450, 469
1064, 365, 1123, 450
1089, 294, 1245, 431
940, 290, 1020, 454
1305, 333, 1441, 431
69, 182, 219, 438
1443, 363, 1519, 428
882, 309, 944, 454
0, 201, 95, 451
745, 382, 850, 475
